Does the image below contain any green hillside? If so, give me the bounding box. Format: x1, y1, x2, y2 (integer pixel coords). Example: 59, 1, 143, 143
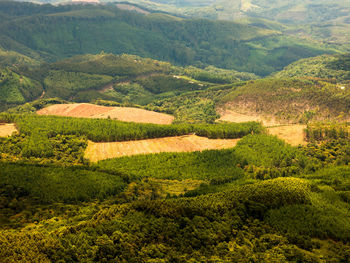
219, 78, 350, 123
0, 1, 349, 261
107, 1, 350, 51
0, 67, 43, 111
9, 53, 256, 107
0, 1, 337, 76
274, 54, 350, 81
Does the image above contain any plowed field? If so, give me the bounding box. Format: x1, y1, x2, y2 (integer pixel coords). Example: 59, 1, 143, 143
37, 103, 174, 124
85, 135, 240, 162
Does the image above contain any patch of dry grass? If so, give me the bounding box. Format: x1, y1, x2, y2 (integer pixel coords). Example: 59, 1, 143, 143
85, 135, 240, 162
0, 124, 18, 137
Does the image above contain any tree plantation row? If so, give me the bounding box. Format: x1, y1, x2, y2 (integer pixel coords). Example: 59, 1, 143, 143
1, 114, 264, 142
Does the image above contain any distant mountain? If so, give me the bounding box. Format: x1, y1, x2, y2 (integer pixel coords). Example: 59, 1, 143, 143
108, 0, 350, 25
107, 0, 350, 50
0, 1, 336, 76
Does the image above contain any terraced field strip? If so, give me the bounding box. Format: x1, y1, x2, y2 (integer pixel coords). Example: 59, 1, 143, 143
85, 135, 240, 162
37, 103, 174, 124
268, 125, 307, 146
0, 124, 18, 137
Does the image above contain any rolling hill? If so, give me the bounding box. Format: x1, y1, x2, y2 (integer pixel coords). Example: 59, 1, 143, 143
3, 53, 258, 111
0, 1, 350, 262
0, 67, 43, 111
217, 78, 350, 124
274, 54, 350, 82
0, 1, 338, 76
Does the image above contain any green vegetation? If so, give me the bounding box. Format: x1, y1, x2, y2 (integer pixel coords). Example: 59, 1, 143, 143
5, 98, 68, 114
0, 67, 42, 111
13, 114, 263, 142
0, 114, 350, 262
302, 123, 350, 166
1, 52, 256, 108
0, 1, 336, 76
274, 54, 350, 81
0, 163, 125, 204
97, 149, 244, 181
0, 1, 349, 261
146, 84, 235, 123
219, 78, 350, 123
44, 70, 113, 100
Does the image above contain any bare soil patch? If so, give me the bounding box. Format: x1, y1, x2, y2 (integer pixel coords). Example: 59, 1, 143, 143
85, 135, 240, 162
268, 125, 307, 146
217, 108, 280, 126
0, 124, 18, 137
37, 103, 174, 124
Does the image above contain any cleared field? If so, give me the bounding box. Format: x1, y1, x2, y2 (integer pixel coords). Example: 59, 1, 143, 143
217, 109, 279, 126
0, 124, 18, 137
37, 103, 174, 124
268, 125, 307, 146
85, 135, 240, 162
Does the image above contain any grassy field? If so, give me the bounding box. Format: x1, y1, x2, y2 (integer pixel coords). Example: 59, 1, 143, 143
85, 135, 240, 161
268, 125, 307, 146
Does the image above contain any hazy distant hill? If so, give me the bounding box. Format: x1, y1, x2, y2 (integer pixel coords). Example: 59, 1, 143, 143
105, 0, 350, 50
0, 1, 336, 76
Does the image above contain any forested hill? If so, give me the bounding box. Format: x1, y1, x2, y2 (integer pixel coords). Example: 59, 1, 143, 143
274, 54, 350, 82
0, 1, 335, 76
0, 53, 258, 111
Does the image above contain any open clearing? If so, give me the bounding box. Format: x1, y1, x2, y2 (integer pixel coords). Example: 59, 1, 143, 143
37, 103, 174, 124
217, 109, 280, 126
85, 135, 240, 162
268, 125, 307, 146
0, 124, 18, 137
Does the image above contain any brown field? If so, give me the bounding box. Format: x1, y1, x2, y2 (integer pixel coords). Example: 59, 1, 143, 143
268, 125, 307, 146
217, 108, 280, 126
0, 124, 18, 137
85, 135, 240, 162
37, 103, 174, 124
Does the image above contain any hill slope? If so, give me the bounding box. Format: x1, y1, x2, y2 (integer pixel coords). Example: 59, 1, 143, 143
0, 67, 43, 111
274, 54, 350, 82
217, 78, 350, 124
0, 1, 336, 76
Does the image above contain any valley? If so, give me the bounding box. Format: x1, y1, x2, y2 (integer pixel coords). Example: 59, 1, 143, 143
0, 1, 349, 262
